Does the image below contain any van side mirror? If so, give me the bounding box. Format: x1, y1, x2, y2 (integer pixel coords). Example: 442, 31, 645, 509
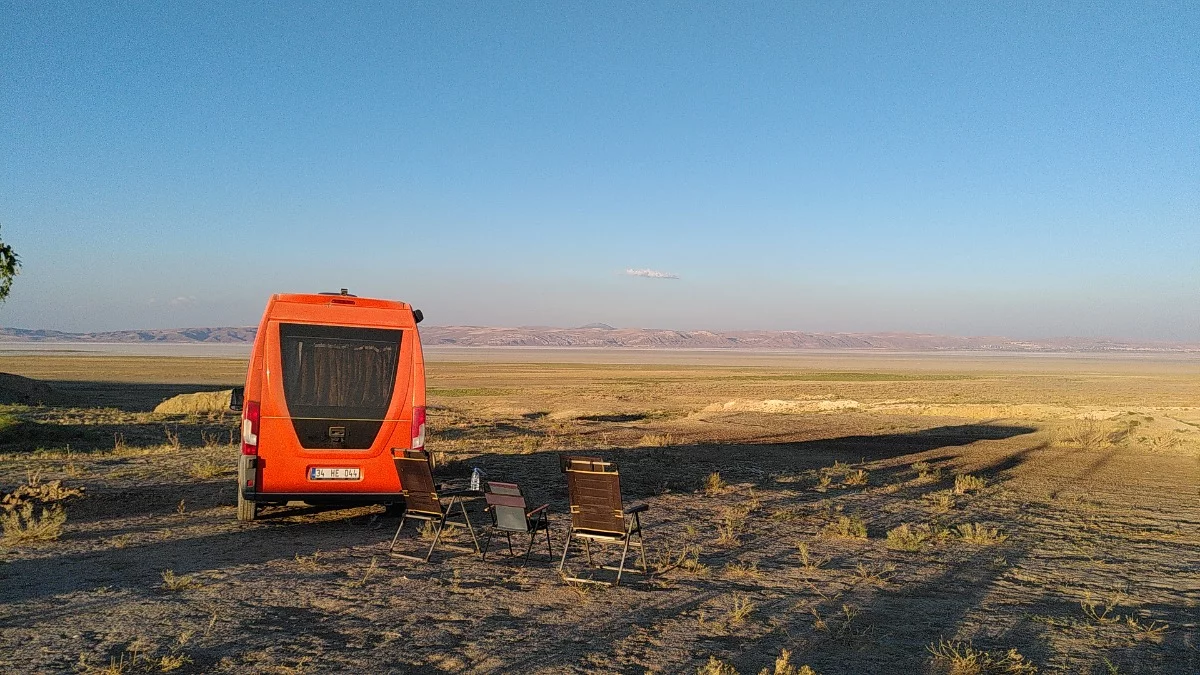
229, 387, 244, 412
412, 309, 424, 324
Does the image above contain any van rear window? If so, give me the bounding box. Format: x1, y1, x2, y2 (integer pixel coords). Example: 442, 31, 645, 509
278, 323, 402, 421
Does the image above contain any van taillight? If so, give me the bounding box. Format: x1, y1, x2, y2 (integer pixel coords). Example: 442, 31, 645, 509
411, 406, 426, 450
241, 400, 260, 455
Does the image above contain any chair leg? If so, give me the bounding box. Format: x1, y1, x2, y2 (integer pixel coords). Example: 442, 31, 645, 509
584, 538, 592, 565
523, 527, 538, 564
615, 523, 634, 586
558, 525, 574, 573
505, 531, 514, 556
425, 510, 450, 562
544, 517, 554, 559
635, 513, 649, 574
458, 498, 481, 553
482, 527, 493, 562
388, 513, 408, 553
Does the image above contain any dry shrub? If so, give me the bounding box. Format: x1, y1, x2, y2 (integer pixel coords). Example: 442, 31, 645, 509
927, 639, 1037, 674
698, 656, 739, 675
717, 508, 746, 547
842, 469, 868, 487
758, 649, 818, 675
955, 523, 1008, 545
795, 541, 825, 570
638, 433, 672, 447
704, 472, 728, 495
189, 458, 226, 480
925, 490, 956, 512
1065, 418, 1105, 451
725, 593, 755, 625
854, 561, 896, 585
160, 569, 201, 592
723, 561, 761, 580
822, 515, 867, 539
1, 503, 66, 545
886, 523, 931, 551
912, 461, 941, 481
656, 543, 709, 576
953, 474, 986, 495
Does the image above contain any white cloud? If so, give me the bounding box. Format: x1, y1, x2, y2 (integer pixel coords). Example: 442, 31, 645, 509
624, 268, 679, 279
169, 296, 197, 306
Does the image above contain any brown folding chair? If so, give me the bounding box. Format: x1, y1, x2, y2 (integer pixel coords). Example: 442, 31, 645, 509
388, 448, 480, 562
480, 481, 553, 564
558, 456, 649, 586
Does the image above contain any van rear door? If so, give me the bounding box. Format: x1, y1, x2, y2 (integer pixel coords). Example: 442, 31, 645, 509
258, 319, 413, 493
277, 323, 402, 449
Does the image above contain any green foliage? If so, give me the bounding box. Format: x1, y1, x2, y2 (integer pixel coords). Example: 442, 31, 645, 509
0, 226, 19, 302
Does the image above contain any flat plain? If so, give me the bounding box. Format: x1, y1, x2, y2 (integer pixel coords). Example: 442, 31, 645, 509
1, 349, 1198, 674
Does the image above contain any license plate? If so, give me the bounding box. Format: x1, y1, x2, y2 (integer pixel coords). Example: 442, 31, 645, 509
310, 467, 361, 480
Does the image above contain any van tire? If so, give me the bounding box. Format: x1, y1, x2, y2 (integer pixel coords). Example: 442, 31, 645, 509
237, 489, 258, 521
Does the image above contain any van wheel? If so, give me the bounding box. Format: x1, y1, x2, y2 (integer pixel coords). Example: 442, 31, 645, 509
237, 487, 258, 521
384, 502, 404, 517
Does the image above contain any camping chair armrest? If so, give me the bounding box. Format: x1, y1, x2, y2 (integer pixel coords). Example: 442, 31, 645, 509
624, 503, 649, 515
526, 504, 550, 517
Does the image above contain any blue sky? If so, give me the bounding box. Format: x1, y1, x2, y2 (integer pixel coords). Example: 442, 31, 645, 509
2, 2, 1197, 339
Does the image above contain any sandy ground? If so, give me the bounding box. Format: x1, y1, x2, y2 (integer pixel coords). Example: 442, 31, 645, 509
1, 353, 1198, 674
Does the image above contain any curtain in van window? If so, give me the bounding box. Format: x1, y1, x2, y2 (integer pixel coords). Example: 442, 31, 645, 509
278, 323, 403, 420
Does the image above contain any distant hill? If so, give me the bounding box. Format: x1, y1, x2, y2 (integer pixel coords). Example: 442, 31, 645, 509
2, 325, 1196, 353
0, 326, 256, 343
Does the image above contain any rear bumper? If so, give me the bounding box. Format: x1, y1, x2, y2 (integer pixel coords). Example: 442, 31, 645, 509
241, 490, 402, 505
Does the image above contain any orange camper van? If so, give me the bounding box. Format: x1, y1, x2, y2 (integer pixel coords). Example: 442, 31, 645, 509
230, 290, 426, 521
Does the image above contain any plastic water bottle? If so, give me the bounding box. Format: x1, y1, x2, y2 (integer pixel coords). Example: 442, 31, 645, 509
469, 466, 484, 492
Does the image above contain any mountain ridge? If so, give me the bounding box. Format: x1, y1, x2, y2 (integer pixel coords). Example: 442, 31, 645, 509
1, 325, 1196, 353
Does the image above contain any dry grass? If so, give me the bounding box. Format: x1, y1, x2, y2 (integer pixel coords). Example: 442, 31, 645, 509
704, 471, 728, 495
821, 514, 867, 539
854, 561, 896, 585
294, 550, 323, 571
697, 656, 739, 675
346, 556, 379, 588
886, 523, 931, 551
955, 523, 1008, 545
716, 508, 746, 547
638, 433, 673, 447
759, 649, 818, 675
725, 593, 755, 626
795, 541, 826, 571
160, 569, 201, 592
1, 502, 66, 545
927, 639, 1037, 674
953, 474, 986, 495
188, 457, 226, 480
1064, 418, 1105, 451
842, 469, 869, 486
722, 561, 762, 580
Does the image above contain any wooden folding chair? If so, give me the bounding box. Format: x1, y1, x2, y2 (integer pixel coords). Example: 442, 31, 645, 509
388, 448, 480, 562
480, 481, 553, 564
558, 456, 649, 586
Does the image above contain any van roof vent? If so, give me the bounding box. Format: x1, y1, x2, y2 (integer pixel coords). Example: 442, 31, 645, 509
318, 289, 358, 297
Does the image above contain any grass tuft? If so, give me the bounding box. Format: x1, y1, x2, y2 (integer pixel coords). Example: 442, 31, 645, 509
704, 471, 728, 495
886, 523, 931, 551
822, 515, 867, 539
160, 569, 201, 592
927, 639, 1037, 674
954, 474, 986, 495
1, 503, 66, 545
955, 523, 1008, 545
